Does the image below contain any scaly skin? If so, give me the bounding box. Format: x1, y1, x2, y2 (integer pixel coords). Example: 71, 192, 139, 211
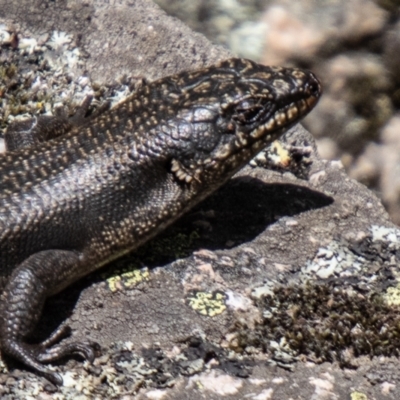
0, 58, 321, 384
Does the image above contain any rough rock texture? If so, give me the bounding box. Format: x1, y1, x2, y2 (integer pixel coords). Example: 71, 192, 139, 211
1, 1, 400, 399
0, 0, 230, 82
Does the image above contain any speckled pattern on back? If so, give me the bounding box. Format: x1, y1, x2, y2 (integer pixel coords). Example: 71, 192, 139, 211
0, 58, 320, 384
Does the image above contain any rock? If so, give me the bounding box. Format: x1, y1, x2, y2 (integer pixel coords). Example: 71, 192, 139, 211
1, 1, 400, 399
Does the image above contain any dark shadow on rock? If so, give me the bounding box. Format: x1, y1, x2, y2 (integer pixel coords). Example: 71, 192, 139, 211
188, 175, 333, 251
32, 176, 332, 346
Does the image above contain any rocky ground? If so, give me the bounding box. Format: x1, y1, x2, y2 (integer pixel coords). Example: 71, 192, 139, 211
1, 1, 400, 399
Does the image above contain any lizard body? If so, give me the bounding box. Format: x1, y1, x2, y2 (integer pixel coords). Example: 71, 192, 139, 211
0, 58, 321, 384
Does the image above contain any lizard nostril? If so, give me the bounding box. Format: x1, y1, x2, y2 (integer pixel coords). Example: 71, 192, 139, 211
307, 75, 322, 98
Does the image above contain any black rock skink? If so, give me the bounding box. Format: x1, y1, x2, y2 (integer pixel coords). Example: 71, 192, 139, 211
0, 58, 321, 384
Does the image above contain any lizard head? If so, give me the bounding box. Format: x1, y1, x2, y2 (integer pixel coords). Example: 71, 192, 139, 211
150, 58, 321, 186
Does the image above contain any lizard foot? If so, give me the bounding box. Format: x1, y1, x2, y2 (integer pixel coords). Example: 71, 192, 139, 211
1, 326, 99, 385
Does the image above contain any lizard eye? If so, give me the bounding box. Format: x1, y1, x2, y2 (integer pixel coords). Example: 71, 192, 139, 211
233, 100, 265, 125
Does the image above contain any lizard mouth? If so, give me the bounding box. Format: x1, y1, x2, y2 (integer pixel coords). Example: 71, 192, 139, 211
216, 91, 320, 161
249, 71, 321, 142
249, 93, 319, 142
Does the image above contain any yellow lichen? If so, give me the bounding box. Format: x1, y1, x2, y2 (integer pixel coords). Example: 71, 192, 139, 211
106, 268, 150, 292
350, 391, 368, 400
383, 282, 400, 306
187, 291, 227, 316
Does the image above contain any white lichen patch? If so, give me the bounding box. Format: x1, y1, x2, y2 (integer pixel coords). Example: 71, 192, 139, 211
302, 225, 400, 280
42, 31, 82, 72
309, 376, 334, 398
18, 37, 38, 54
47, 31, 73, 50
0, 27, 135, 136
302, 240, 366, 279
145, 389, 168, 399
0, 355, 8, 374
0, 24, 11, 44
251, 388, 274, 400
251, 283, 275, 299
371, 225, 400, 244
268, 338, 298, 368
110, 85, 132, 106
62, 370, 80, 388
188, 370, 243, 395
225, 290, 253, 311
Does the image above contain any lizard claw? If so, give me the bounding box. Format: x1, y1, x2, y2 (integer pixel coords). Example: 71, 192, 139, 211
36, 340, 99, 364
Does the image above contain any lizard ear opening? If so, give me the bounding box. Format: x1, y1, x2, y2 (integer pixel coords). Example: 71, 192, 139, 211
233, 103, 264, 124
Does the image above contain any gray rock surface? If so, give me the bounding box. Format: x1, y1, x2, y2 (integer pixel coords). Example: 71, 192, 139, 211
1, 1, 400, 399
